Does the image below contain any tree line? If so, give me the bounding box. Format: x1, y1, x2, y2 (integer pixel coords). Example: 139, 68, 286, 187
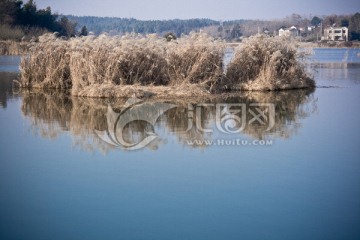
66, 13, 360, 41
65, 16, 220, 37
0, 0, 87, 40
1, 0, 360, 42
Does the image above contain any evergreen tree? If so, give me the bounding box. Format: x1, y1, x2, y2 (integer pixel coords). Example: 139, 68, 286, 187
349, 12, 360, 40
311, 16, 322, 26
80, 25, 88, 36
58, 16, 77, 38
341, 18, 349, 27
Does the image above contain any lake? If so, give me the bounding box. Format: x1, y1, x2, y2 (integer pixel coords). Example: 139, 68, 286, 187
0, 48, 360, 240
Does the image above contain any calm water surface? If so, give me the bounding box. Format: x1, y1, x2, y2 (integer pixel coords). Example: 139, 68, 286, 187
0, 49, 360, 240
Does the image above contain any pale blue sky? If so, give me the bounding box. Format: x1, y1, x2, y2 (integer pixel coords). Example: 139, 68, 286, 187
35, 0, 360, 20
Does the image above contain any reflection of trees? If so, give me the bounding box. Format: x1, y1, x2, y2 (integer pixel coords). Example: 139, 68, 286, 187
21, 88, 316, 152
0, 72, 19, 108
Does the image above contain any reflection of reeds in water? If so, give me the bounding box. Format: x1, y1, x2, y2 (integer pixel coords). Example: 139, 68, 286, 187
21, 90, 71, 140
21, 88, 316, 152
0, 72, 19, 108
21, 90, 110, 153
161, 102, 215, 147
239, 89, 317, 139
160, 88, 316, 144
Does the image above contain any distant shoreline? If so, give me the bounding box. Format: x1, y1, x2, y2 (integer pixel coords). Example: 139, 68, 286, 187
226, 41, 360, 49
1, 39, 359, 56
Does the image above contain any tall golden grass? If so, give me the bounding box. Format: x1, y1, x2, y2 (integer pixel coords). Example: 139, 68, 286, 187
166, 33, 224, 91
225, 35, 315, 90
19, 33, 315, 97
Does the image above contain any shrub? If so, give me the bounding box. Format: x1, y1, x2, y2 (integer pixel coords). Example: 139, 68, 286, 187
164, 32, 177, 42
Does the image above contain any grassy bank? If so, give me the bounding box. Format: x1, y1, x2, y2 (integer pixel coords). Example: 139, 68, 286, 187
18, 33, 315, 98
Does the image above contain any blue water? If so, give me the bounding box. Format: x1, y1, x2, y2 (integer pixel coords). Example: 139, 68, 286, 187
311, 48, 360, 63
0, 50, 360, 240
0, 56, 20, 72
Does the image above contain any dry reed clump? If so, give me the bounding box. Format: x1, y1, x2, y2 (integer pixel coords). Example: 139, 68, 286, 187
166, 33, 225, 91
69, 34, 170, 96
20, 34, 71, 89
19, 33, 170, 92
19, 33, 315, 98
225, 35, 315, 91
70, 32, 225, 95
19, 32, 226, 97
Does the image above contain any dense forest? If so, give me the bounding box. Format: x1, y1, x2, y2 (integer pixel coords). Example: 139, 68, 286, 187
1, 0, 360, 41
0, 0, 80, 40
65, 16, 222, 36
67, 13, 360, 41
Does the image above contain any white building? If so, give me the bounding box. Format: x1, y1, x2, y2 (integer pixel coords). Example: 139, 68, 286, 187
279, 26, 299, 38
323, 27, 348, 41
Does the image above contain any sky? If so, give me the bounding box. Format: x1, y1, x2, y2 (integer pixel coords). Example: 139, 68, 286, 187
35, 0, 360, 20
